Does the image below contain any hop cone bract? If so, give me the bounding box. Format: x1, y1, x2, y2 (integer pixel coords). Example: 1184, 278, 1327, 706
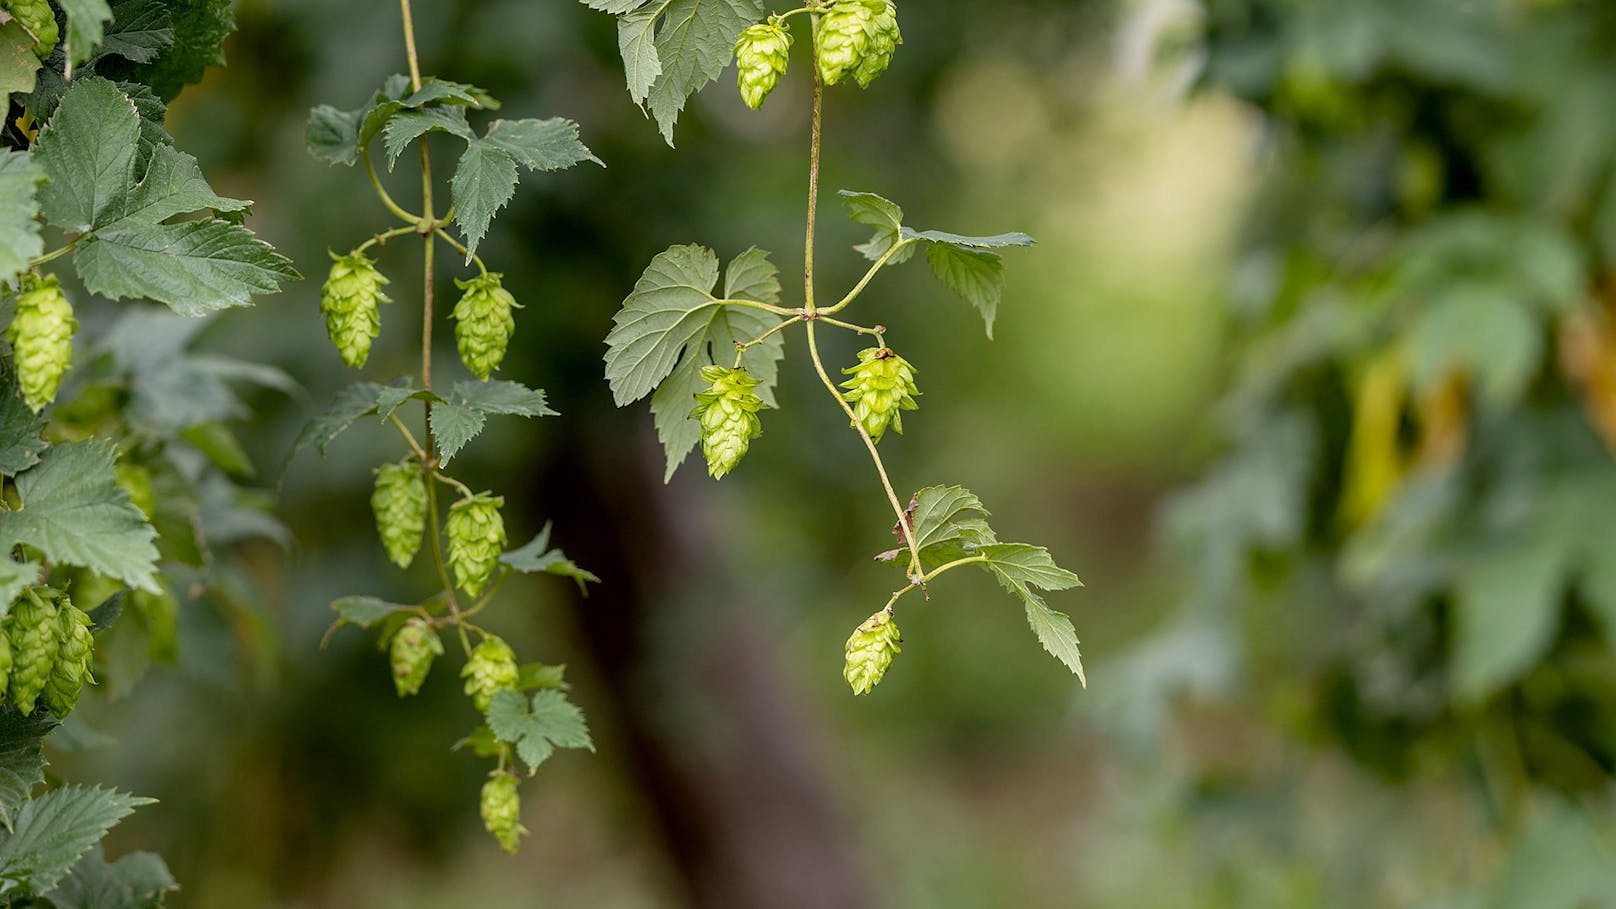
843, 609, 901, 695
840, 346, 919, 444
447, 494, 506, 596
691, 366, 764, 480
481, 774, 527, 853
462, 635, 519, 711
3, 0, 58, 57
451, 273, 518, 381
389, 618, 444, 697
736, 22, 792, 109
7, 274, 76, 413
372, 460, 428, 569
43, 601, 93, 717
5, 589, 58, 713
321, 250, 389, 368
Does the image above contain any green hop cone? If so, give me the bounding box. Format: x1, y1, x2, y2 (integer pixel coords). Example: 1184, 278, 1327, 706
853, 0, 900, 87
371, 460, 428, 569
5, 589, 58, 714
817, 0, 899, 87
43, 602, 93, 717
735, 21, 792, 110
461, 635, 519, 712
480, 773, 527, 854
114, 462, 156, 521
451, 273, 519, 381
3, 0, 58, 57
389, 617, 444, 697
840, 346, 919, 444
320, 250, 390, 368
446, 493, 506, 596
7, 274, 77, 413
843, 608, 901, 696
690, 366, 764, 480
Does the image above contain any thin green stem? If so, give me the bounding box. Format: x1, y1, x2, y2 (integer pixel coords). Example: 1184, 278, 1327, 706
355, 225, 418, 255
459, 572, 509, 621
717, 298, 798, 316
432, 229, 488, 275
818, 237, 916, 316
400, 0, 423, 90
815, 315, 881, 336
26, 243, 75, 269
431, 469, 476, 500
363, 149, 421, 224
885, 555, 990, 611
733, 315, 803, 367
388, 413, 428, 461
803, 14, 823, 313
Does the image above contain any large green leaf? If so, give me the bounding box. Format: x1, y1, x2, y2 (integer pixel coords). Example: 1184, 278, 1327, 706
33, 78, 140, 234
382, 106, 473, 169
99, 0, 234, 100
0, 441, 159, 592
449, 139, 518, 261
481, 118, 601, 172
429, 380, 557, 465
0, 710, 54, 833
105, 144, 250, 227
75, 219, 297, 316
46, 844, 176, 909
0, 786, 150, 895
0, 145, 42, 288
485, 689, 593, 772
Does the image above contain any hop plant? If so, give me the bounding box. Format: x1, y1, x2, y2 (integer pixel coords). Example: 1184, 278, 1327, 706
3, 0, 58, 57
840, 346, 919, 444
389, 617, 444, 697
691, 366, 764, 480
43, 602, 94, 717
817, 0, 899, 88
371, 460, 428, 568
480, 773, 527, 853
462, 635, 519, 711
451, 273, 519, 381
446, 493, 507, 596
320, 250, 390, 368
843, 608, 901, 695
0, 616, 13, 695
7, 274, 77, 413
735, 21, 792, 110
6, 589, 58, 714
114, 462, 157, 520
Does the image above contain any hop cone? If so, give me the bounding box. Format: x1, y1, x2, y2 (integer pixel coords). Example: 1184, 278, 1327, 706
7, 274, 76, 413
854, 1, 901, 87
451, 273, 518, 381
114, 462, 156, 520
840, 347, 919, 444
446, 494, 506, 596
389, 618, 443, 697
0, 613, 13, 695
735, 22, 792, 110
816, 0, 889, 86
321, 250, 389, 368
481, 773, 527, 853
843, 609, 901, 695
5, 589, 58, 713
43, 602, 93, 717
462, 635, 519, 711
3, 0, 58, 57
371, 461, 428, 569
691, 366, 764, 480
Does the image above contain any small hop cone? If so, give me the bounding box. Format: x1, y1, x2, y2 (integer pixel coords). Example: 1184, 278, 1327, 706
43, 602, 93, 717
114, 462, 156, 521
2, 0, 59, 57
481, 773, 527, 854
735, 22, 792, 110
446, 494, 507, 597
371, 461, 428, 569
7, 274, 77, 413
320, 250, 390, 368
389, 618, 444, 697
840, 347, 919, 444
853, 1, 901, 87
690, 366, 764, 480
462, 636, 520, 711
843, 609, 901, 696
5, 589, 58, 714
451, 273, 519, 381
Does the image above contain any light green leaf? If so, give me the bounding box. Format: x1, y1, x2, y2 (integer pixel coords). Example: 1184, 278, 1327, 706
429, 380, 556, 465
502, 523, 600, 593
877, 485, 998, 572
75, 219, 298, 316
402, 77, 498, 110
841, 191, 912, 263
978, 543, 1083, 591
46, 844, 176, 909
603, 244, 724, 405
449, 139, 517, 261
382, 106, 473, 170
105, 143, 251, 227
517, 662, 568, 691
924, 243, 1006, 337
1451, 535, 1567, 702
33, 78, 140, 233
485, 689, 593, 772
58, 0, 114, 64
616, 6, 662, 106
1019, 590, 1086, 686
0, 561, 37, 616
0, 441, 159, 592
581, 0, 654, 14
643, 0, 763, 145
0, 786, 150, 895
482, 118, 601, 172
0, 710, 54, 834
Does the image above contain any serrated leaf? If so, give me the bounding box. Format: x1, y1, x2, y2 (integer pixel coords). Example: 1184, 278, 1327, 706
58, 0, 114, 65
0, 561, 37, 616
840, 191, 911, 263
47, 844, 176, 909
925, 243, 1006, 338
978, 543, 1083, 591
106, 144, 251, 227
582, 0, 654, 14
33, 78, 140, 234
603, 244, 722, 404
616, 6, 662, 106
286, 380, 394, 465
0, 710, 54, 834
450, 379, 557, 419
0, 785, 150, 894
95, 0, 175, 65
481, 118, 601, 172
642, 0, 763, 145
428, 402, 484, 465
0, 147, 44, 284
382, 106, 473, 170
878, 485, 999, 573
98, 0, 233, 101
75, 219, 298, 317
306, 104, 363, 166
1018, 590, 1086, 687
450, 139, 517, 261
501, 523, 599, 593
0, 366, 49, 475
0, 441, 159, 592
485, 689, 593, 772
402, 77, 498, 110
373, 380, 442, 423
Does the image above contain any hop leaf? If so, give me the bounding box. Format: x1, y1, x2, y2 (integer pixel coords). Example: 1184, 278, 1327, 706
480, 773, 526, 854
843, 608, 901, 695
7, 274, 78, 413
735, 21, 792, 110
3, 0, 59, 57
320, 250, 390, 369
371, 460, 428, 569
389, 617, 444, 697
5, 588, 59, 714
43, 601, 94, 717
446, 493, 506, 596
840, 346, 919, 444
451, 272, 519, 381
462, 635, 519, 712
690, 365, 764, 480
816, 0, 899, 88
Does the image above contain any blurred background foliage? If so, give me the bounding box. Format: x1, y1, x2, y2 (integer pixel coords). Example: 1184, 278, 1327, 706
51, 0, 1616, 905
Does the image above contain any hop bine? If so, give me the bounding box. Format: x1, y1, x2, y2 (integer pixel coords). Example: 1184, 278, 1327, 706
371, 461, 428, 569
691, 366, 764, 480
817, 0, 901, 88
7, 274, 77, 413
462, 636, 519, 711
451, 273, 519, 381
5, 589, 59, 714
481, 773, 527, 853
320, 250, 390, 368
841, 346, 919, 444
2, 0, 58, 57
446, 494, 507, 596
735, 21, 792, 110
843, 609, 901, 695
389, 618, 443, 697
